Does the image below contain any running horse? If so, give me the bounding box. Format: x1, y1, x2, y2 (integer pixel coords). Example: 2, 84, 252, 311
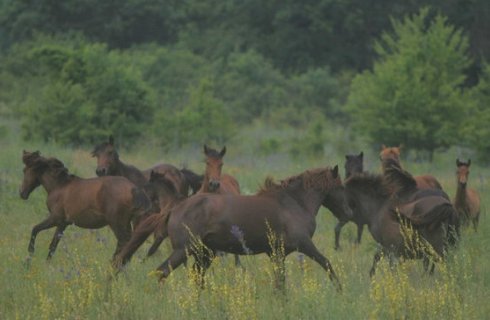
148, 166, 350, 291
92, 136, 201, 196
115, 145, 242, 267
19, 151, 153, 261
454, 159, 480, 231
379, 145, 442, 190
330, 151, 367, 250
344, 158, 459, 276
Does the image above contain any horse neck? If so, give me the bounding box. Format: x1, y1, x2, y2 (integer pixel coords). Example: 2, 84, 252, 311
454, 182, 468, 208
158, 192, 183, 212
292, 188, 325, 216
117, 159, 146, 185
349, 187, 387, 226
40, 170, 74, 194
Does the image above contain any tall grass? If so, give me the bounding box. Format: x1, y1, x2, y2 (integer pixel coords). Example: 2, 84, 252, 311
1, 124, 489, 319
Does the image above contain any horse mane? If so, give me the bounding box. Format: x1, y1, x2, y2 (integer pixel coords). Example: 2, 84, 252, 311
382, 158, 417, 196
24, 152, 74, 183
257, 167, 337, 196
345, 173, 391, 199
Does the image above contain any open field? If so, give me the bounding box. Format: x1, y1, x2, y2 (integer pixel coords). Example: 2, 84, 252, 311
1, 132, 489, 320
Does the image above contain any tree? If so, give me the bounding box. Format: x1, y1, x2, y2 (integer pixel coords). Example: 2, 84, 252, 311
346, 7, 472, 158
463, 62, 490, 161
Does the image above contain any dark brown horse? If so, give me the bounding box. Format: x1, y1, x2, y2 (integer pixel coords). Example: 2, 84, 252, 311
19, 151, 153, 260
114, 171, 186, 266
454, 159, 480, 231
379, 145, 442, 190
148, 166, 349, 291
330, 151, 367, 250
92, 136, 201, 196
115, 145, 243, 267
344, 158, 458, 276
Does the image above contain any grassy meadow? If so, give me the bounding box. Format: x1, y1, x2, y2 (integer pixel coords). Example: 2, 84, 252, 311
0, 127, 489, 320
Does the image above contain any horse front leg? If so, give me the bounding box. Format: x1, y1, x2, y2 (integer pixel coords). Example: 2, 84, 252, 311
29, 217, 57, 255
370, 249, 384, 277
298, 238, 341, 292
110, 223, 133, 261
356, 223, 364, 244
334, 220, 347, 250
47, 224, 68, 260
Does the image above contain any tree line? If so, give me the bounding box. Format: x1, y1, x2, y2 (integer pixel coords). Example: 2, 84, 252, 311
1, 1, 489, 160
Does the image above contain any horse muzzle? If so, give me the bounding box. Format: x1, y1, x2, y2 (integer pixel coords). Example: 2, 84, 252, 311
209, 180, 220, 192
96, 168, 108, 176
19, 189, 30, 200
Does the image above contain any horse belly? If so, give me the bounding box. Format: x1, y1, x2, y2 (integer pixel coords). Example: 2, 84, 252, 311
68, 209, 107, 229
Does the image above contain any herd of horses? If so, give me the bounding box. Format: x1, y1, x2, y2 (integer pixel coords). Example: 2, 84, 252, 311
19, 139, 481, 290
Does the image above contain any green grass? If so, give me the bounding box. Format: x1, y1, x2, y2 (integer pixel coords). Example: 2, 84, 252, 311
1, 128, 489, 320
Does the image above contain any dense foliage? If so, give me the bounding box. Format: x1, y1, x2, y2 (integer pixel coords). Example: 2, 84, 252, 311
1, 1, 490, 160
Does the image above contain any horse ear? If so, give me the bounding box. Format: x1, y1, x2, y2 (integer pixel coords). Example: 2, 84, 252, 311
456, 158, 461, 166
108, 135, 114, 145
468, 159, 471, 166
345, 155, 349, 160
381, 144, 386, 150
398, 144, 404, 150
219, 146, 227, 157
359, 151, 363, 158
203, 144, 209, 155
332, 165, 339, 178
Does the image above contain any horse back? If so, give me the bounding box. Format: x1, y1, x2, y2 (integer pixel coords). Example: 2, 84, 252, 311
145, 163, 188, 196
415, 175, 442, 190
220, 174, 241, 195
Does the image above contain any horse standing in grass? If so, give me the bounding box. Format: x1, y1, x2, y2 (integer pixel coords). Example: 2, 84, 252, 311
19, 151, 153, 261
344, 158, 459, 276
148, 166, 349, 291
330, 151, 367, 250
379, 145, 442, 190
92, 136, 201, 196
454, 159, 480, 231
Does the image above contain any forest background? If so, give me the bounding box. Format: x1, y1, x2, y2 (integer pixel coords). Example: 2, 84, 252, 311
1, 0, 490, 160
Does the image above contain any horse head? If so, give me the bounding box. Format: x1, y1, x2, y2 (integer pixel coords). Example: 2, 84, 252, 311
456, 158, 471, 187
380, 144, 402, 163
203, 144, 226, 192
92, 135, 119, 176
345, 151, 363, 179
20, 150, 44, 199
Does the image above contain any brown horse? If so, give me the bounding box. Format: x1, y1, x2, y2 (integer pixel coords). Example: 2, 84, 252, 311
379, 145, 442, 190
148, 166, 349, 291
454, 159, 480, 231
344, 158, 459, 276
19, 151, 154, 261
330, 151, 367, 250
92, 136, 201, 196
199, 145, 240, 194
114, 171, 186, 267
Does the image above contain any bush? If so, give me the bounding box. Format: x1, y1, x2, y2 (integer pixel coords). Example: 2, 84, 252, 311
13, 39, 155, 145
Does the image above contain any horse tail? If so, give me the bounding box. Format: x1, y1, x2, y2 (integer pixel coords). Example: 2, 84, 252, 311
113, 213, 163, 268
180, 168, 203, 194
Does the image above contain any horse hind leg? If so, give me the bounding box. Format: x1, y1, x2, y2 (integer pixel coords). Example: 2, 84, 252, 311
298, 238, 341, 292
146, 235, 166, 258
47, 224, 68, 260
370, 249, 383, 277
356, 223, 364, 245
155, 249, 188, 284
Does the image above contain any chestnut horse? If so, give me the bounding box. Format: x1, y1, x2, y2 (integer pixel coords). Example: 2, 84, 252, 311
19, 151, 153, 261
146, 166, 349, 291
454, 159, 480, 231
379, 145, 442, 190
330, 151, 367, 250
344, 158, 459, 276
92, 136, 201, 196
199, 145, 240, 194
